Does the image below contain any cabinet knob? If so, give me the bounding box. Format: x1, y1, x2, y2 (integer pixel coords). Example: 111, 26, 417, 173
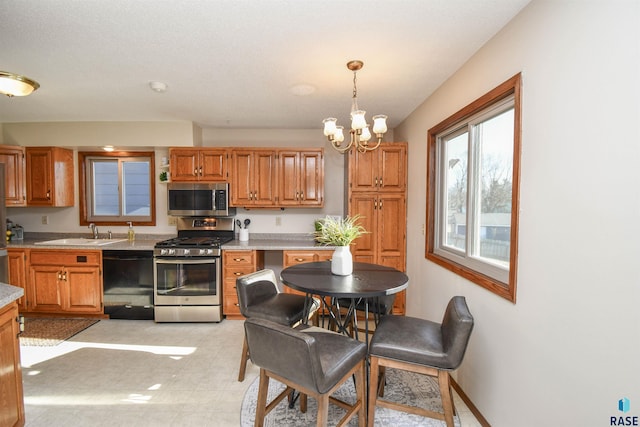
193, 168, 198, 176
295, 258, 305, 262
233, 258, 244, 262
234, 272, 242, 276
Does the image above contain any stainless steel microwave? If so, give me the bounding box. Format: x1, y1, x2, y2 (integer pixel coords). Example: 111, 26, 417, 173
167, 182, 235, 217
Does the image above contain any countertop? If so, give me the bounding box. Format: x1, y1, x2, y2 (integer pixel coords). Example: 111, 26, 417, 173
0, 282, 24, 309
7, 233, 334, 252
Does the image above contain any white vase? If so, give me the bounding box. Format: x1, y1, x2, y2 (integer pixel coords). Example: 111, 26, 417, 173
331, 246, 353, 276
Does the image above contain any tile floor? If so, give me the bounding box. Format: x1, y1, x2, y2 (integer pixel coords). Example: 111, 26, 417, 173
19, 319, 482, 426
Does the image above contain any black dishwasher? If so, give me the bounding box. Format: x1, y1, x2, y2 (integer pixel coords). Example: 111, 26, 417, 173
102, 250, 154, 320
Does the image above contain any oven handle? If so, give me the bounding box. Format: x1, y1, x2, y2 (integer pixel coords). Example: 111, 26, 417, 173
154, 258, 218, 265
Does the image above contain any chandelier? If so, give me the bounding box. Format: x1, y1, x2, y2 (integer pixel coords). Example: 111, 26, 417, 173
323, 60, 387, 153
0, 71, 40, 97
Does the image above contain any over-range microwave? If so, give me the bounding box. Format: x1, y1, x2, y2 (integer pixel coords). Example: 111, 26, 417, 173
167, 182, 235, 217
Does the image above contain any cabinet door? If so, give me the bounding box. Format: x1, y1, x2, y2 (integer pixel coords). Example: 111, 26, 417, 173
376, 194, 406, 270
200, 149, 228, 181
170, 149, 200, 181
7, 249, 28, 311
25, 147, 74, 206
278, 151, 300, 206
0, 146, 26, 206
299, 150, 323, 206
28, 265, 64, 312
0, 303, 24, 427
231, 151, 253, 205
349, 149, 377, 192
65, 266, 103, 313
25, 148, 54, 205
378, 144, 407, 192
350, 194, 377, 263
253, 151, 277, 206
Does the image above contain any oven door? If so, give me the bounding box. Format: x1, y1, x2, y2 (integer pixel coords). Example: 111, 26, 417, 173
154, 257, 221, 306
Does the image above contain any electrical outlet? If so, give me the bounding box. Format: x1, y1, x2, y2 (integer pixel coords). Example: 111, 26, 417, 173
168, 216, 177, 226
41, 215, 48, 225
275, 216, 282, 226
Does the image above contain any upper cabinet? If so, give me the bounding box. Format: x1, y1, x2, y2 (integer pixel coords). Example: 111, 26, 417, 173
348, 143, 407, 193
0, 145, 26, 207
25, 147, 74, 207
231, 149, 278, 207
277, 149, 324, 207
169, 148, 229, 182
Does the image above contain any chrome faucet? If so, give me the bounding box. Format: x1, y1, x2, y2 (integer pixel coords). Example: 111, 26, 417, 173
89, 223, 99, 239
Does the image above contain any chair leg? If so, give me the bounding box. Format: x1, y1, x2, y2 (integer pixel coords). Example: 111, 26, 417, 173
255, 369, 270, 427
438, 370, 455, 427
238, 333, 249, 382
367, 356, 380, 427
355, 360, 366, 427
316, 395, 329, 427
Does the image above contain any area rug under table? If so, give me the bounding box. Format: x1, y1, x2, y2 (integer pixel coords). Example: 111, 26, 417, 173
19, 318, 99, 346
241, 367, 460, 426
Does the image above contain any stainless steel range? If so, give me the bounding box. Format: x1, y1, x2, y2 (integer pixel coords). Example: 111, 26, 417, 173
153, 216, 234, 322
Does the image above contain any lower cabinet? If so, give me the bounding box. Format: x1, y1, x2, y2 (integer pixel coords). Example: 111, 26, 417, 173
7, 249, 28, 312
222, 250, 265, 319
0, 301, 25, 427
27, 250, 103, 315
282, 249, 333, 297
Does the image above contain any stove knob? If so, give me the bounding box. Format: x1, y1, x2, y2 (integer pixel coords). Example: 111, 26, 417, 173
160, 249, 168, 256
207, 248, 214, 255
199, 249, 207, 255
183, 249, 191, 255
169, 249, 176, 255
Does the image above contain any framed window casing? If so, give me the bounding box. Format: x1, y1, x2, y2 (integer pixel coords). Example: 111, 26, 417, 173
426, 74, 521, 302
79, 151, 156, 226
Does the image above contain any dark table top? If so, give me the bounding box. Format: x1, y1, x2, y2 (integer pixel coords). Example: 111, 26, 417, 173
280, 261, 408, 298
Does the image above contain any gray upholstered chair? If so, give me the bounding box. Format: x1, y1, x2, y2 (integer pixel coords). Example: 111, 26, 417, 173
244, 317, 367, 427
367, 296, 474, 427
236, 269, 318, 381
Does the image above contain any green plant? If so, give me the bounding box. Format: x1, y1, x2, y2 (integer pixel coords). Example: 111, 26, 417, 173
314, 215, 367, 246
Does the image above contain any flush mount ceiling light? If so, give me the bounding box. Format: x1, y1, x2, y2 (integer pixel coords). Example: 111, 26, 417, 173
103, 145, 115, 152
322, 60, 388, 153
0, 71, 40, 97
149, 81, 168, 93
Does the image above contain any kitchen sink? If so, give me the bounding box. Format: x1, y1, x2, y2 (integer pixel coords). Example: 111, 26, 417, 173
35, 238, 128, 246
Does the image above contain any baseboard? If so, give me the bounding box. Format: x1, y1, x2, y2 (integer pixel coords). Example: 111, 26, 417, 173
450, 377, 492, 427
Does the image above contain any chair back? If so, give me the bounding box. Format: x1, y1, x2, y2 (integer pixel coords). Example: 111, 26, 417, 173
244, 317, 323, 392
236, 269, 280, 318
440, 296, 474, 370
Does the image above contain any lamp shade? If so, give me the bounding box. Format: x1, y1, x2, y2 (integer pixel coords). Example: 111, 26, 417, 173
323, 118, 338, 136
0, 71, 40, 97
372, 115, 388, 134
350, 110, 367, 130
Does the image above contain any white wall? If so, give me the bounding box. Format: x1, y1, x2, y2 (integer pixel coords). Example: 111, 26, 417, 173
395, 1, 640, 425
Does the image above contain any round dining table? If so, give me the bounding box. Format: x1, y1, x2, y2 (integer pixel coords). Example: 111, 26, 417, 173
280, 261, 409, 339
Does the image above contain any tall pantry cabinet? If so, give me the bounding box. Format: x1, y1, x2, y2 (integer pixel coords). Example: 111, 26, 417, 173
346, 142, 408, 314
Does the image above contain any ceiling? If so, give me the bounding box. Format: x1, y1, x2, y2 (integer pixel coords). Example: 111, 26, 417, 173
0, 0, 530, 130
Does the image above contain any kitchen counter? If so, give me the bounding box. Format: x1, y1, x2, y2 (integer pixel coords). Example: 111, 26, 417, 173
0, 282, 24, 309
7, 233, 333, 252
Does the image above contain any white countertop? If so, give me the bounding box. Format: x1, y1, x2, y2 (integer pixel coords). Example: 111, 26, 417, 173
0, 282, 24, 309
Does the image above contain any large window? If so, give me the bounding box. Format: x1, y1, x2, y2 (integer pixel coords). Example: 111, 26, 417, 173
426, 74, 521, 302
79, 152, 156, 226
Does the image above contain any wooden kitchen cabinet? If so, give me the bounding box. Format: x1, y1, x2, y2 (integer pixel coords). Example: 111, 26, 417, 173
222, 250, 265, 319
231, 149, 277, 207
277, 149, 324, 207
282, 250, 333, 304
169, 148, 229, 182
26, 250, 103, 315
0, 145, 26, 207
7, 249, 28, 312
0, 302, 25, 427
347, 142, 408, 315
348, 142, 407, 193
25, 147, 74, 207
